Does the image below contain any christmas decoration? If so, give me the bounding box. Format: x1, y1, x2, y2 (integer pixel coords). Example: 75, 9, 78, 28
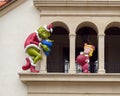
22, 24, 53, 73
76, 43, 95, 73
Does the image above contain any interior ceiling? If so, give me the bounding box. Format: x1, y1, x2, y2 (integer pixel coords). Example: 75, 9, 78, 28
105, 27, 120, 35
52, 26, 69, 35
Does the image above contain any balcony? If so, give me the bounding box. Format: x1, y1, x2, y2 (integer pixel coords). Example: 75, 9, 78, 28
19, 73, 120, 96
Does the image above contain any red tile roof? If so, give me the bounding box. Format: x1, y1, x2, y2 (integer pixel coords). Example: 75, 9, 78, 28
0, 1, 7, 7
0, 0, 15, 8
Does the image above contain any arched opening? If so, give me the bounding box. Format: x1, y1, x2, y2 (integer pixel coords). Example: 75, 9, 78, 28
47, 22, 69, 73
76, 26, 98, 73
105, 26, 120, 73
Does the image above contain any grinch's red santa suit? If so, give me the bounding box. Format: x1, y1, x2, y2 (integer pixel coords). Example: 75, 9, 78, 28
22, 24, 53, 73
24, 31, 42, 52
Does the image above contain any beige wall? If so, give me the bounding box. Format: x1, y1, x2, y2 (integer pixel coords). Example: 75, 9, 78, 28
41, 16, 120, 35
20, 0, 120, 96
0, 0, 40, 96
37, 0, 120, 73
0, 0, 120, 96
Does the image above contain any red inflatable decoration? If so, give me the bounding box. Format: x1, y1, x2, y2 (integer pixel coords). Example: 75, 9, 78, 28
76, 43, 95, 73
76, 53, 90, 73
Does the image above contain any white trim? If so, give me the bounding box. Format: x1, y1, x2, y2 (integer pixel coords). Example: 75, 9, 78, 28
84, 54, 89, 57
44, 25, 53, 33
24, 44, 42, 52
31, 63, 36, 66
44, 25, 50, 32
80, 52, 84, 55
50, 28, 53, 33
28, 57, 36, 66
35, 30, 42, 42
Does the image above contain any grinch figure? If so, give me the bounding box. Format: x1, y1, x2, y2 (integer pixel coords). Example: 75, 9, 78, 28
22, 24, 53, 73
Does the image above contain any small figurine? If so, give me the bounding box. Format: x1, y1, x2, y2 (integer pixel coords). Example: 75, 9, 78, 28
22, 24, 53, 73
76, 43, 95, 73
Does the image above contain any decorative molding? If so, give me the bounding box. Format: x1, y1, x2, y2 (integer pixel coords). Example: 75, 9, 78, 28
33, 0, 120, 16
33, 0, 120, 7
98, 34, 105, 36
19, 73, 120, 95
0, 0, 26, 17
69, 34, 76, 37
19, 73, 120, 83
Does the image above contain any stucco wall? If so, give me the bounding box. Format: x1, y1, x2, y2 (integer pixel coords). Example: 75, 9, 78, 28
0, 0, 40, 96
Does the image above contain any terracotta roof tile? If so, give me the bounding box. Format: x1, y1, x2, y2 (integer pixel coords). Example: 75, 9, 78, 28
0, 1, 7, 7
0, 0, 14, 8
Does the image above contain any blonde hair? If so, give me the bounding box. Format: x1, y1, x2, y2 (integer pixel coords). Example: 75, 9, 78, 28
84, 43, 95, 57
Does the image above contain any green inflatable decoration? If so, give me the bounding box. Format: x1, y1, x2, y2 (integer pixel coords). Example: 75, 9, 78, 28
22, 24, 53, 73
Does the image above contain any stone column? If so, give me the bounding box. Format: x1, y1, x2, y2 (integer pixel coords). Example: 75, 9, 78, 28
40, 52, 47, 73
69, 34, 76, 73
98, 34, 105, 73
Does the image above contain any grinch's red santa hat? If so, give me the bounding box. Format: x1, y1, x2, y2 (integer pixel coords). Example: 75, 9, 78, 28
44, 23, 53, 33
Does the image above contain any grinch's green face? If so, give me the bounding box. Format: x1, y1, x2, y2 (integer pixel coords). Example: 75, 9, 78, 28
37, 27, 50, 39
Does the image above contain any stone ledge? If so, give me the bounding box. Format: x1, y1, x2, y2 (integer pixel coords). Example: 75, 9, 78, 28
33, 0, 120, 16
19, 73, 120, 95
33, 0, 120, 7
19, 73, 120, 83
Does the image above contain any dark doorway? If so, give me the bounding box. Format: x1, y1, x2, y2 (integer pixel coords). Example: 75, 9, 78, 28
76, 27, 98, 73
47, 26, 69, 72
105, 27, 120, 73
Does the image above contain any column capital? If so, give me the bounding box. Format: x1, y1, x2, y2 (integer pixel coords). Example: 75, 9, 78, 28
98, 34, 105, 36
69, 34, 76, 37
